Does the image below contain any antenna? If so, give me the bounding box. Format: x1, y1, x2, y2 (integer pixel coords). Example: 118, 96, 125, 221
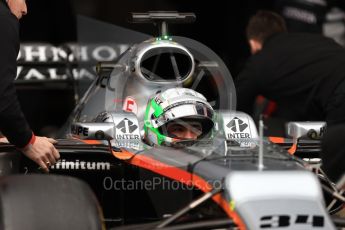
130, 11, 196, 37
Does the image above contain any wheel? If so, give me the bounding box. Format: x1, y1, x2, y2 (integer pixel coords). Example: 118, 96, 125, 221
0, 174, 104, 230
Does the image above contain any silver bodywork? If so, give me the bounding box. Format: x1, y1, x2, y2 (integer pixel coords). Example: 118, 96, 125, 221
287, 121, 326, 140
226, 171, 334, 229
66, 36, 236, 131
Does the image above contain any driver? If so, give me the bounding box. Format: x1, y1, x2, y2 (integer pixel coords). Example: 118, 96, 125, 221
143, 88, 214, 146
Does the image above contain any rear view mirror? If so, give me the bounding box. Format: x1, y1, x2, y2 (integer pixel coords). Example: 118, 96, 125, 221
286, 122, 326, 140
71, 123, 115, 140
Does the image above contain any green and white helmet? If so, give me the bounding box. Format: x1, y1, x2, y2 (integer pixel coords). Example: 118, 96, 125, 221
144, 88, 214, 146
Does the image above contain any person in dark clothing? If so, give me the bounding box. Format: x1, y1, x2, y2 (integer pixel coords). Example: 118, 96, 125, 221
0, 0, 59, 172
321, 125, 345, 184
236, 10, 345, 129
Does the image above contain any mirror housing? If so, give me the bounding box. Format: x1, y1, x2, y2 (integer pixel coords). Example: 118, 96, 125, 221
71, 123, 115, 140
286, 122, 326, 140
70, 112, 141, 144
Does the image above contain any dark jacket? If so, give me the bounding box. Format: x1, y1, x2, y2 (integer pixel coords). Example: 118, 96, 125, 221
236, 32, 345, 123
0, 1, 32, 147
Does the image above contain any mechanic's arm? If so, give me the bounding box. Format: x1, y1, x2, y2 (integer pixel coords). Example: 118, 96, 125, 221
0, 71, 60, 174
0, 12, 59, 172
235, 60, 260, 115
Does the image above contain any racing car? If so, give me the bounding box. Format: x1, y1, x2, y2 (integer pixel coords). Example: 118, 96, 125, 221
0, 11, 344, 230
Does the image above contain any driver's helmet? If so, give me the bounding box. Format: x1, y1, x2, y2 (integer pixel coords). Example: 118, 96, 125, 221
144, 88, 214, 146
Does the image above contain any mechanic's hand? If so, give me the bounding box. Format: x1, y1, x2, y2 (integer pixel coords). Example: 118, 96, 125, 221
0, 137, 9, 143
21, 136, 60, 173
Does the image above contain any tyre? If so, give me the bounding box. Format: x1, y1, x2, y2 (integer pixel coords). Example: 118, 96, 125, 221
0, 174, 104, 230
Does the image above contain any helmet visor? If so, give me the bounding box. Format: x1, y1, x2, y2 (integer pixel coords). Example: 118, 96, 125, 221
160, 117, 214, 141
152, 101, 213, 128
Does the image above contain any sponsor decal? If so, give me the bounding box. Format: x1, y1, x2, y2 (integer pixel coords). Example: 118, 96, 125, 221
116, 118, 138, 133
260, 215, 324, 228
226, 117, 250, 139
16, 43, 129, 81
50, 159, 111, 171
16, 67, 95, 81
71, 124, 89, 136
224, 116, 255, 147
115, 118, 140, 140
154, 97, 163, 105
123, 97, 138, 114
